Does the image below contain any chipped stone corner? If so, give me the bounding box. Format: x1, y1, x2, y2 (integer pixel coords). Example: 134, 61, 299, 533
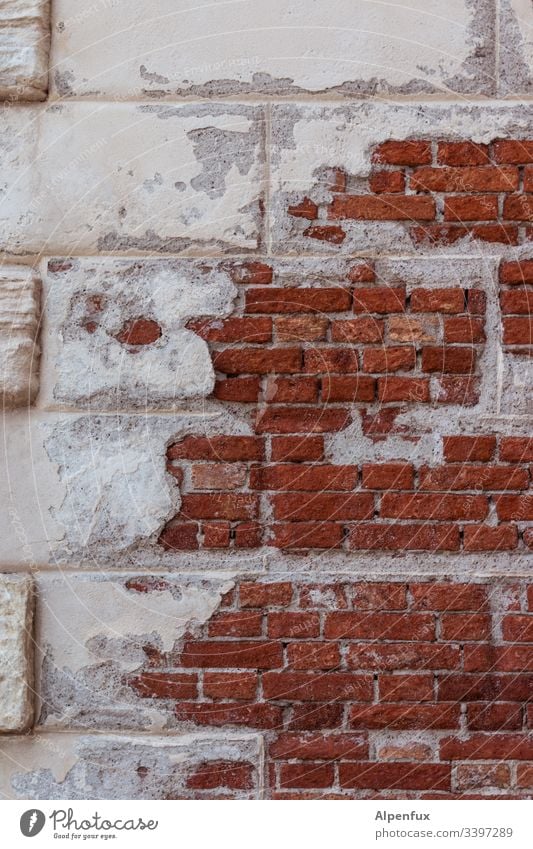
0, 573, 35, 732
0, 266, 41, 409
0, 0, 51, 101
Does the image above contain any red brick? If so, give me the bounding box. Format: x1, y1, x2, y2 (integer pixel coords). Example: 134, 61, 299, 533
214, 377, 260, 402
265, 376, 318, 403
493, 140, 533, 163
303, 224, 346, 244
213, 347, 301, 375
330, 194, 435, 221
494, 495, 533, 521
208, 611, 263, 638
287, 642, 341, 670
418, 464, 528, 490
272, 492, 374, 521
361, 407, 410, 435
255, 407, 350, 434
468, 290, 487, 314
411, 166, 518, 192
455, 764, 511, 791
340, 762, 450, 791
444, 317, 485, 343
467, 703, 523, 731
181, 493, 258, 521
349, 523, 460, 551
191, 463, 247, 490
438, 673, 532, 701
349, 703, 460, 730
349, 262, 376, 283
434, 376, 480, 405
288, 197, 318, 219
128, 672, 197, 699
440, 614, 491, 641
463, 524, 518, 551
437, 142, 490, 166
246, 287, 351, 314
353, 287, 405, 313
331, 317, 384, 343
186, 317, 272, 343
288, 703, 344, 730
373, 141, 432, 166
362, 346, 416, 373
379, 674, 434, 702
324, 612, 435, 641
361, 463, 414, 490
347, 642, 460, 671
271, 522, 344, 549
378, 377, 430, 401
380, 493, 488, 520
503, 316, 533, 344
304, 348, 359, 373
203, 673, 257, 700
263, 671, 373, 702
175, 702, 283, 728
464, 645, 533, 672
443, 436, 496, 462
410, 583, 488, 611
410, 288, 465, 313
368, 170, 405, 193
270, 733, 368, 761
180, 640, 283, 669
503, 194, 533, 221
499, 260, 533, 285
299, 583, 348, 609
250, 464, 358, 491
228, 261, 273, 285
268, 612, 320, 638
525, 166, 533, 192
202, 522, 231, 548
168, 436, 263, 461
275, 316, 329, 342
517, 765, 533, 788
422, 346, 476, 374
158, 520, 199, 551
115, 317, 161, 346
502, 614, 533, 642
279, 763, 334, 789
240, 582, 293, 607
234, 521, 262, 549
321, 376, 376, 402
440, 733, 533, 760
271, 435, 324, 462
186, 760, 254, 791
444, 195, 498, 222
350, 583, 407, 610
500, 289, 533, 315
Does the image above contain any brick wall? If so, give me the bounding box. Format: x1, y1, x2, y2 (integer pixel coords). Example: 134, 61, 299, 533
0, 0, 531, 801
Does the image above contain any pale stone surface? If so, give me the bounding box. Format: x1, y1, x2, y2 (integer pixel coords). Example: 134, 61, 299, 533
0, 104, 265, 255
0, 0, 50, 100
50, 0, 495, 97
271, 102, 533, 255
0, 574, 34, 732
499, 0, 533, 94
0, 266, 40, 408
0, 732, 262, 798
40, 258, 237, 409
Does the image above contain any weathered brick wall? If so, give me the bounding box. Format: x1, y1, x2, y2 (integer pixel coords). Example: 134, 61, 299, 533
0, 0, 531, 801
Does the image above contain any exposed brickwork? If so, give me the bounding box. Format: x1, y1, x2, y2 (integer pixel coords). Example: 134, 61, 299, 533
159, 259, 531, 553
127, 577, 533, 799
287, 139, 533, 246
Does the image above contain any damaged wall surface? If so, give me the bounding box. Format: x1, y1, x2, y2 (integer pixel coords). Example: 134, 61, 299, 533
0, 0, 532, 800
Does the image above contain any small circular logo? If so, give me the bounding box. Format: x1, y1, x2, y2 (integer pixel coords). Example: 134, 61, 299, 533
20, 810, 46, 837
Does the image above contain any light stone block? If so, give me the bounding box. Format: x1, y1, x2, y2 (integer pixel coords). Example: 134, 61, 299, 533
40, 258, 237, 409
50, 0, 495, 97
0, 104, 265, 255
270, 102, 533, 256
0, 0, 50, 100
0, 574, 34, 732
0, 732, 263, 798
0, 267, 40, 408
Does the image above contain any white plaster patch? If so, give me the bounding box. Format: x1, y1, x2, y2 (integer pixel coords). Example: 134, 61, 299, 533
0, 731, 262, 798
0, 103, 265, 255
0, 574, 34, 731
0, 266, 40, 408
499, 0, 533, 94
0, 0, 50, 101
50, 0, 494, 96
40, 258, 237, 409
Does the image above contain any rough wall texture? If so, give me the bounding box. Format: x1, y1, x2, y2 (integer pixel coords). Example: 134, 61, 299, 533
0, 0, 532, 801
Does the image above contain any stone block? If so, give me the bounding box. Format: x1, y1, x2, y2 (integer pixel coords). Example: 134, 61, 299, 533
0, 574, 34, 732
0, 266, 40, 407
0, 0, 50, 100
